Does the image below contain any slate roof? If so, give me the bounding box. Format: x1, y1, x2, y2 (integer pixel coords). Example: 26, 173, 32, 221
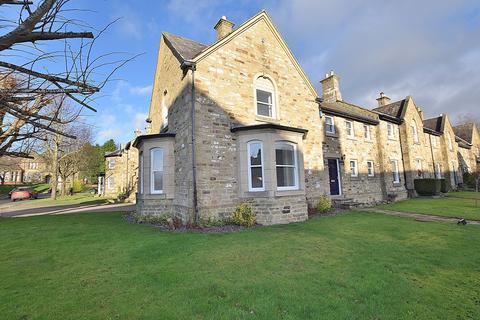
453, 123, 474, 144
423, 116, 444, 134
162, 32, 208, 61
320, 100, 379, 125
455, 135, 471, 149
372, 99, 406, 119
105, 149, 122, 158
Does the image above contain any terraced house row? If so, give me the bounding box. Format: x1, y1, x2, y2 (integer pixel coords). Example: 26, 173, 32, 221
107, 11, 479, 225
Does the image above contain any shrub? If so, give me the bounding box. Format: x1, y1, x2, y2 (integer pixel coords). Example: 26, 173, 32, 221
439, 178, 450, 193
198, 217, 227, 228
316, 194, 332, 213
463, 172, 476, 189
231, 203, 256, 227
72, 179, 82, 193
414, 179, 441, 196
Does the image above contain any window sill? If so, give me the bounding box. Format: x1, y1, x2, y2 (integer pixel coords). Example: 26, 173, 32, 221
274, 188, 305, 197
326, 132, 338, 138
255, 115, 280, 124
346, 136, 356, 140
137, 193, 173, 200
241, 190, 270, 198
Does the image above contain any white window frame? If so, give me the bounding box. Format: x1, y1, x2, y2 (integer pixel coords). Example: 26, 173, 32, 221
275, 141, 299, 191
349, 159, 358, 177
448, 133, 453, 151
363, 124, 371, 140
150, 148, 164, 194
139, 152, 144, 194
416, 158, 423, 177
325, 116, 335, 134
254, 76, 276, 118
247, 141, 265, 192
435, 163, 442, 179
107, 176, 115, 190
367, 160, 375, 177
391, 160, 400, 183
387, 123, 395, 139
161, 96, 168, 128
431, 135, 437, 148
411, 121, 419, 143
108, 159, 115, 169
345, 120, 354, 138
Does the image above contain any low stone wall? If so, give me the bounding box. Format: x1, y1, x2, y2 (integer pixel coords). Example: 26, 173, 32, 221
242, 195, 308, 225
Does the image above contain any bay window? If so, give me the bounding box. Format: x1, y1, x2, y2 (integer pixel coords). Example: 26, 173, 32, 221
247, 141, 264, 191
275, 142, 298, 190
150, 148, 164, 194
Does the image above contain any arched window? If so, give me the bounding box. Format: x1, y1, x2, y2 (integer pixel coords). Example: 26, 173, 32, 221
255, 76, 276, 118
150, 148, 164, 194
411, 120, 419, 143
275, 141, 299, 190
247, 140, 264, 191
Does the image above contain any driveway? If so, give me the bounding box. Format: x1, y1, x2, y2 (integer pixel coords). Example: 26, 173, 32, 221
0, 201, 135, 218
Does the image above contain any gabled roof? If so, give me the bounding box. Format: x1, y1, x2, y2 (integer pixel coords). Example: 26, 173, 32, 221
423, 116, 444, 134
455, 135, 472, 149
162, 32, 208, 62
372, 99, 406, 119
453, 123, 474, 144
162, 10, 317, 98
320, 100, 379, 125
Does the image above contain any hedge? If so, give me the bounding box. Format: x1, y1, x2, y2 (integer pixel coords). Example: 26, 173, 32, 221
414, 178, 441, 196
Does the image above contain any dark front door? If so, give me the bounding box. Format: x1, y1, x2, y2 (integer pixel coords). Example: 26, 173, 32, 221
328, 159, 341, 196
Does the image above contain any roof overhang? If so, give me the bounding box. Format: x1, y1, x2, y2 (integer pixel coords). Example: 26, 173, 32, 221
423, 127, 442, 136
132, 133, 176, 148
374, 112, 403, 125
231, 123, 308, 136
320, 106, 379, 125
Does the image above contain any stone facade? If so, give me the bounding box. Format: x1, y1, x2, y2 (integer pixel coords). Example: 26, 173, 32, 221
132, 10, 479, 225
0, 153, 50, 184
103, 140, 139, 201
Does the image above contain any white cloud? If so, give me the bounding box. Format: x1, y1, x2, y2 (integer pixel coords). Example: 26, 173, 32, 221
270, 0, 480, 122
98, 128, 122, 142
129, 84, 152, 96
112, 3, 143, 40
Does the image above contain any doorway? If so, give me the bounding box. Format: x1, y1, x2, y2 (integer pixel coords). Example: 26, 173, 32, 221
327, 158, 341, 196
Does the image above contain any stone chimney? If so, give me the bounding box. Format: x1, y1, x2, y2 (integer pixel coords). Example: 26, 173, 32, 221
320, 71, 342, 103
214, 16, 234, 41
376, 92, 391, 107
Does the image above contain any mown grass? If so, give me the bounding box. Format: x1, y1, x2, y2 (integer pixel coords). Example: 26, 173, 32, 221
1, 212, 479, 319
378, 192, 480, 220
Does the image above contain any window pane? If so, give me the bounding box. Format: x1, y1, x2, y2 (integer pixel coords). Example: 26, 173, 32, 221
276, 145, 294, 165
153, 171, 163, 191
152, 149, 163, 170
276, 166, 295, 187
249, 143, 262, 166
251, 167, 263, 188
256, 89, 272, 104
257, 102, 271, 117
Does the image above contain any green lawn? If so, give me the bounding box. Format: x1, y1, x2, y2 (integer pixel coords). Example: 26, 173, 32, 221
0, 183, 50, 195
378, 192, 480, 220
1, 212, 479, 319
9, 193, 109, 209
446, 191, 480, 200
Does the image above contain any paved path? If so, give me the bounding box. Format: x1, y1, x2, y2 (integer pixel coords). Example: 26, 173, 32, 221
0, 202, 135, 218
359, 208, 480, 225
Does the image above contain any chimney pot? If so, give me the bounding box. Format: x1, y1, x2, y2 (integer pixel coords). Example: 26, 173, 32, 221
376, 92, 391, 107
320, 71, 342, 103
214, 16, 234, 41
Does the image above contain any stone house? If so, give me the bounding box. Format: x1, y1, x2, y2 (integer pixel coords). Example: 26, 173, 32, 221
454, 123, 480, 174
103, 134, 139, 200
132, 10, 479, 225
0, 153, 50, 184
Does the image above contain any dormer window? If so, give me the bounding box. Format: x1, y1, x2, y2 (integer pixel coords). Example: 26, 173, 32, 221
255, 76, 276, 118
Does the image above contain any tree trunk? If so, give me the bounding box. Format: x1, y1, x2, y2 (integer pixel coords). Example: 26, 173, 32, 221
50, 137, 59, 200
61, 176, 67, 196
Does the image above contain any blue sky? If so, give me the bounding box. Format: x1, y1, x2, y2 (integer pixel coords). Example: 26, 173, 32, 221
70, 0, 480, 145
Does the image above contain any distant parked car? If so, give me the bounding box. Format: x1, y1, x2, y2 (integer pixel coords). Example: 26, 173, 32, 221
9, 187, 38, 201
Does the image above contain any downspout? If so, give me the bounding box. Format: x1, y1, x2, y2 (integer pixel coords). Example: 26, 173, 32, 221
397, 121, 410, 194
182, 60, 199, 224
429, 134, 437, 178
